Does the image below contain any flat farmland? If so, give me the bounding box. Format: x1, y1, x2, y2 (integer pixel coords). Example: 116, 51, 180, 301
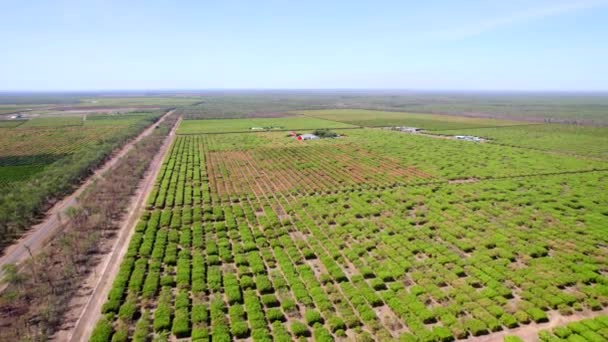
0, 120, 26, 128
431, 124, 608, 159
92, 116, 608, 342
295, 109, 529, 130
77, 96, 204, 107
177, 117, 356, 134
0, 113, 160, 187
0, 112, 163, 247
16, 115, 85, 127
0, 104, 48, 115
0, 126, 123, 185
201, 129, 604, 199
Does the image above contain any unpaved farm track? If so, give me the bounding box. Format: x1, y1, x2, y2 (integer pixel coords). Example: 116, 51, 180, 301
0, 109, 175, 284
63, 116, 181, 342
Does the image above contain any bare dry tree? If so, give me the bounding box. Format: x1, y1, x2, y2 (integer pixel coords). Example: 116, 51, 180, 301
0, 112, 180, 341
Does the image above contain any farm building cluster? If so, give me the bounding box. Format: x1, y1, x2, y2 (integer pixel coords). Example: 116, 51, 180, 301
289, 132, 320, 141
288, 129, 341, 141
384, 126, 422, 133
455, 135, 485, 142
298, 133, 319, 140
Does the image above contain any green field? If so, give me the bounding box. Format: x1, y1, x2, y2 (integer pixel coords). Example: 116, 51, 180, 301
432, 124, 608, 159
92, 114, 608, 342
16, 116, 85, 128
4, 91, 608, 342
295, 109, 529, 130
0, 113, 160, 130
0, 120, 26, 128
0, 112, 163, 248
177, 117, 356, 134
0, 104, 48, 115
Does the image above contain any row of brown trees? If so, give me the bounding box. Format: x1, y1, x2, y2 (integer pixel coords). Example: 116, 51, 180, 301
0, 113, 162, 251
0, 113, 179, 341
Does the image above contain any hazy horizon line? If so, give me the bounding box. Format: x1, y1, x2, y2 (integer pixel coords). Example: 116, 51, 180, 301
1, 88, 608, 95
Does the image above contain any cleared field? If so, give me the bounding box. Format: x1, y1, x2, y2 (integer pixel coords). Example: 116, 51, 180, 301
295, 109, 529, 130
0, 112, 163, 247
177, 117, 356, 134
432, 124, 608, 159
92, 118, 608, 341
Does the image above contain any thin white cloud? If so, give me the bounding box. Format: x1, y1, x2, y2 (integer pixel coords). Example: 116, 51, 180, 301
428, 0, 608, 40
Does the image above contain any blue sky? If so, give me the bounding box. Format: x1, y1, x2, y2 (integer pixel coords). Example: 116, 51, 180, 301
1, 0, 608, 91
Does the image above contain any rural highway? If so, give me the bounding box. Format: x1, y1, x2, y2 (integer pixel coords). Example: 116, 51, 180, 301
0, 109, 175, 284
65, 116, 180, 342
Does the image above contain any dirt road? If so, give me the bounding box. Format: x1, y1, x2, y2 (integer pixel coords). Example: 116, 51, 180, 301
62, 116, 180, 342
0, 109, 175, 283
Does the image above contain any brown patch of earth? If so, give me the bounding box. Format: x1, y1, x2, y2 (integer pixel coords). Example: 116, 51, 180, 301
375, 304, 409, 336
289, 231, 308, 241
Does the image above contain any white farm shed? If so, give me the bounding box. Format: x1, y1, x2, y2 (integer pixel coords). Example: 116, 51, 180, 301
299, 134, 320, 140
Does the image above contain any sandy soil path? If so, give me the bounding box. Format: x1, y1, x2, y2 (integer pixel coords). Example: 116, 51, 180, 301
0, 110, 175, 285
61, 116, 180, 342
